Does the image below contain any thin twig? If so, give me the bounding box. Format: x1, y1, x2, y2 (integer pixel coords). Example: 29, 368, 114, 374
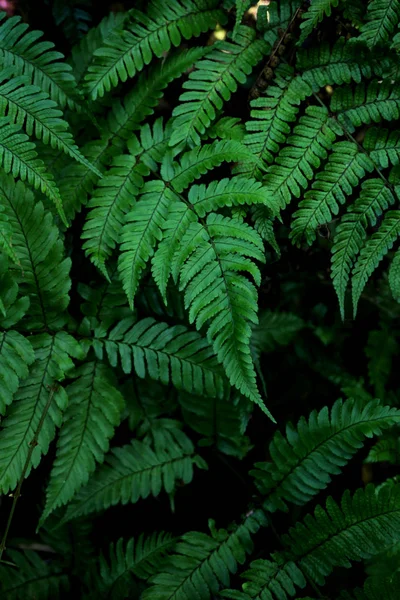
0, 385, 59, 561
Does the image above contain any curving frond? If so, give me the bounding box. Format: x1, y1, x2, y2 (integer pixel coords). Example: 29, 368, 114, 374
169, 26, 267, 147
252, 397, 400, 512
62, 428, 206, 522
0, 332, 82, 494
84, 0, 223, 99
144, 510, 267, 599
0, 11, 81, 110
364, 127, 400, 168
0, 330, 34, 415
40, 362, 124, 525
290, 141, 374, 246
0, 172, 71, 330
359, 0, 400, 48
389, 246, 400, 302
331, 179, 396, 319
352, 210, 400, 316
299, 0, 339, 44
334, 81, 400, 131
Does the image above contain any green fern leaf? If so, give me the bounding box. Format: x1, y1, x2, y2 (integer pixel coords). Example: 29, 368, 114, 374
0, 173, 71, 329
88, 532, 176, 598
366, 434, 400, 464
0, 330, 34, 415
0, 257, 30, 328
389, 247, 400, 301
0, 117, 65, 221
169, 26, 267, 147
0, 11, 82, 110
62, 428, 205, 522
40, 362, 124, 525
91, 316, 227, 399
334, 81, 400, 131
359, 0, 400, 48
0, 332, 82, 494
144, 510, 267, 600
119, 181, 177, 305
331, 179, 396, 319
233, 1, 252, 38
299, 0, 339, 44
264, 105, 338, 210
206, 116, 246, 141
0, 71, 100, 174
257, 0, 302, 47
251, 310, 304, 356
84, 0, 223, 99
290, 142, 374, 245
352, 210, 400, 316
364, 127, 400, 168
239, 65, 312, 177
251, 206, 280, 254
0, 549, 69, 599
252, 397, 400, 512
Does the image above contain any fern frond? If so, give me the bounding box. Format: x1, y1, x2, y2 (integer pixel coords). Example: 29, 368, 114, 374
169, 26, 267, 147
0, 116, 65, 221
290, 142, 374, 245
0, 173, 71, 329
366, 434, 400, 464
40, 362, 124, 525
62, 428, 205, 522
359, 0, 400, 48
251, 206, 280, 254
0, 258, 30, 327
206, 116, 245, 141
251, 397, 400, 512
334, 81, 400, 131
0, 71, 100, 174
299, 0, 339, 44
251, 310, 304, 355
0, 330, 34, 415
239, 65, 312, 177
364, 127, 400, 168
257, 0, 302, 47
0, 332, 82, 494
143, 510, 267, 599
91, 316, 227, 398
331, 179, 396, 319
82, 120, 172, 278
0, 549, 69, 599
389, 247, 400, 301
89, 532, 176, 597
0, 11, 81, 110
233, 1, 252, 38
352, 210, 400, 316
263, 105, 338, 210
84, 0, 223, 99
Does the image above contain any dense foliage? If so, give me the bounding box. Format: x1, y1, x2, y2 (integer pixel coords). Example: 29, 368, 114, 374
1, 0, 400, 597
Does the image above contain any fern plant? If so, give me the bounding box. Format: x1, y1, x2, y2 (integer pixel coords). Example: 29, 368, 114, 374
2, 1, 400, 598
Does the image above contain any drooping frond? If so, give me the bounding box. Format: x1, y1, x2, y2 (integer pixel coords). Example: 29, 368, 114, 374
170, 212, 269, 414
0, 11, 81, 110
84, 0, 224, 99
299, 0, 339, 44
0, 117, 64, 220
251, 206, 280, 254
389, 247, 400, 301
359, 0, 400, 48
143, 510, 267, 599
0, 330, 34, 415
352, 210, 400, 316
0, 332, 82, 494
88, 533, 176, 598
0, 71, 100, 173
290, 141, 374, 245
119, 181, 177, 305
263, 105, 338, 210
0, 173, 71, 329
179, 392, 252, 458
331, 179, 396, 319
238, 65, 312, 177
62, 428, 206, 522
251, 397, 400, 512
40, 362, 124, 525
364, 127, 400, 168
90, 316, 227, 398
169, 26, 267, 147
0, 549, 69, 599
82, 120, 172, 278
334, 81, 400, 131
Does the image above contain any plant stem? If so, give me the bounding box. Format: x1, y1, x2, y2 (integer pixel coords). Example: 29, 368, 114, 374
0, 385, 58, 561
